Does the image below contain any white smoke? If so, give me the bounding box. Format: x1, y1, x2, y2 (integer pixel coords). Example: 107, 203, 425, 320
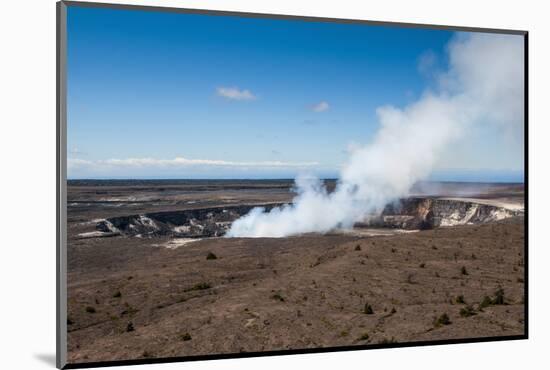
227, 33, 524, 238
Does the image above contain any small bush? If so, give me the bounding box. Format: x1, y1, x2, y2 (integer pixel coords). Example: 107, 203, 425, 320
126, 322, 134, 332
461, 266, 468, 275
357, 333, 370, 341
187, 282, 211, 291
419, 263, 426, 268
459, 305, 477, 318
390, 307, 397, 314
179, 333, 192, 341
479, 288, 506, 309
479, 296, 493, 309
85, 306, 96, 314
379, 337, 397, 344
113, 291, 122, 298
271, 293, 285, 302
355, 245, 361, 251
206, 252, 217, 260
493, 288, 505, 305
364, 303, 374, 315
339, 330, 349, 337
455, 295, 465, 304
434, 313, 451, 327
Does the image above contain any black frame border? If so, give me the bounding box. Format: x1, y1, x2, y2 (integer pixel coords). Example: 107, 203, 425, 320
56, 1, 529, 369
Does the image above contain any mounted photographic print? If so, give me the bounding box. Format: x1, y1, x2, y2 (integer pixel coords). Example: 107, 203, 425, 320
57, 1, 527, 368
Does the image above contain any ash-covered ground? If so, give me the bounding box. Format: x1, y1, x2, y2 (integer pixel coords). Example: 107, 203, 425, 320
66, 180, 525, 364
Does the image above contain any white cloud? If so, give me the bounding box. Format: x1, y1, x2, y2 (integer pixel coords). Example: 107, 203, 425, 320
216, 86, 256, 101
67, 158, 92, 170
68, 156, 319, 172
311, 101, 329, 112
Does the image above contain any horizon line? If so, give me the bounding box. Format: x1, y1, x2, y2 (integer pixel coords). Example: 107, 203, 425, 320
67, 178, 525, 184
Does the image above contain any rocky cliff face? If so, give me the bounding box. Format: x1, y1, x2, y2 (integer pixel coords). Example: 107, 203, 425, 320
90, 204, 284, 238
83, 197, 523, 239
362, 197, 523, 230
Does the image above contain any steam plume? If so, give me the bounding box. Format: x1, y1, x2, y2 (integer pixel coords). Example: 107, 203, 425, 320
227, 33, 524, 238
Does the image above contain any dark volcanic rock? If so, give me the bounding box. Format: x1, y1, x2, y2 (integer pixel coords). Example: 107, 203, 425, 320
95, 203, 285, 238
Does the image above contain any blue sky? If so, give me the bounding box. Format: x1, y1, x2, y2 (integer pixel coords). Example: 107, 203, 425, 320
66, 6, 524, 181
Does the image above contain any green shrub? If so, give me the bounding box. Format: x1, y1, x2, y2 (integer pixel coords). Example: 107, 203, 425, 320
479, 288, 505, 309
126, 322, 134, 332
459, 305, 477, 317
434, 313, 451, 327
357, 333, 370, 341
364, 303, 374, 314
479, 296, 493, 309
493, 288, 505, 305
85, 306, 96, 314
186, 282, 211, 292
179, 333, 192, 341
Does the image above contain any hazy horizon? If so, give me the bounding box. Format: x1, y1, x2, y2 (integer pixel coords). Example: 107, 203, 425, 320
67, 171, 525, 184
